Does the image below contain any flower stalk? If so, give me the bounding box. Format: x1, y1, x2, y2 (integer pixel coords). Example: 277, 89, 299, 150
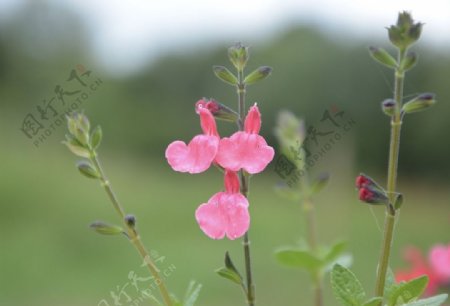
89, 152, 173, 306
374, 48, 404, 301
237, 62, 255, 306
372, 12, 431, 302
64, 113, 173, 306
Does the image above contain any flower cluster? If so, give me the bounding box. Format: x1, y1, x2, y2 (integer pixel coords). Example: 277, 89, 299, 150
165, 99, 274, 240
396, 244, 450, 295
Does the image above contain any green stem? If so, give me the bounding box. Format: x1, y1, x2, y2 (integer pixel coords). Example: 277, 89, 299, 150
237, 69, 255, 306
374, 49, 405, 300
90, 152, 173, 306
303, 192, 322, 306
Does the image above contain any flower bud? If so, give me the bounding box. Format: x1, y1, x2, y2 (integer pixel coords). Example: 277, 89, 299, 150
90, 221, 124, 235
125, 214, 136, 227
369, 46, 397, 69
355, 173, 382, 190
66, 112, 91, 146
359, 187, 388, 205
228, 42, 249, 71
393, 193, 403, 210
402, 93, 436, 114
244, 66, 272, 85
195, 99, 239, 123
399, 51, 418, 72
388, 12, 423, 49
63, 134, 91, 158
90, 125, 102, 149
77, 161, 100, 179
213, 66, 238, 85
381, 99, 396, 116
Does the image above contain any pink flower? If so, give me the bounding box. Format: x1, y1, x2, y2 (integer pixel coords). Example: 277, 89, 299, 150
429, 244, 450, 283
395, 247, 441, 295
216, 104, 274, 174
165, 106, 219, 174
195, 170, 250, 240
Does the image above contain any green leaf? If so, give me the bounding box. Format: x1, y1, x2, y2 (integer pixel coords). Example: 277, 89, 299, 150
224, 252, 241, 277
363, 297, 383, 306
213, 66, 238, 85
404, 294, 448, 306
90, 125, 102, 149
388, 275, 428, 306
183, 280, 202, 306
275, 248, 323, 272
77, 161, 101, 179
243, 66, 272, 85
324, 241, 347, 264
89, 221, 124, 235
385, 267, 397, 299
215, 267, 243, 285
216, 252, 243, 285
331, 264, 366, 306
399, 51, 418, 71
369, 46, 398, 69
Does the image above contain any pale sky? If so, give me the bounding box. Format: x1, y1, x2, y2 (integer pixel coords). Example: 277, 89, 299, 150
1, 0, 449, 75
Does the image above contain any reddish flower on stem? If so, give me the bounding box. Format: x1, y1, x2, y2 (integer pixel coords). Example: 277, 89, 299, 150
195, 170, 250, 240
216, 104, 274, 174
165, 106, 219, 174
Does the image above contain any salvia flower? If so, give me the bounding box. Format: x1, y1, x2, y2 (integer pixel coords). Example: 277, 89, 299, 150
165, 106, 219, 174
195, 170, 250, 240
396, 245, 450, 296
216, 104, 275, 174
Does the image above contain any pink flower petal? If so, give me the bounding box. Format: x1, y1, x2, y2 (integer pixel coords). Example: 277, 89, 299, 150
165, 135, 219, 174
244, 104, 261, 134
224, 170, 240, 194
198, 107, 219, 137
429, 244, 450, 282
195, 192, 249, 240
216, 132, 274, 174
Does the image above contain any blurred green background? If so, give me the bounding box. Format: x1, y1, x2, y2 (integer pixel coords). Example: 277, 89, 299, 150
0, 1, 448, 306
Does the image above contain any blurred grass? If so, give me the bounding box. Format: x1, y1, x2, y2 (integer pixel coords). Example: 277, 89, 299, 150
1, 116, 448, 306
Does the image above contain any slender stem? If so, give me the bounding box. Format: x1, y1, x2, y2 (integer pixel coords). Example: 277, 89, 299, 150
90, 152, 173, 306
374, 49, 406, 300
303, 192, 322, 306
237, 69, 255, 306
314, 277, 324, 306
